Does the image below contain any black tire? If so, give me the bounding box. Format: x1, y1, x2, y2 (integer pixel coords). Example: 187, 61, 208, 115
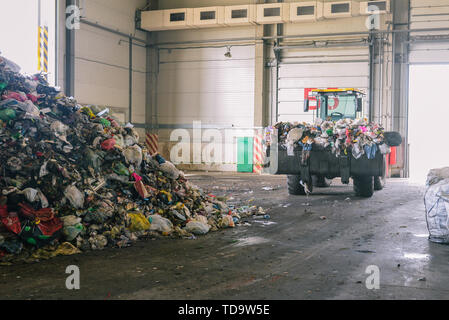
353, 176, 374, 198
312, 175, 332, 188
287, 175, 313, 195
374, 155, 387, 191
374, 176, 386, 191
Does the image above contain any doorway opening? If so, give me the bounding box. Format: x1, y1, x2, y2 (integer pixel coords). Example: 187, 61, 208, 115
408, 64, 449, 184
0, 0, 56, 85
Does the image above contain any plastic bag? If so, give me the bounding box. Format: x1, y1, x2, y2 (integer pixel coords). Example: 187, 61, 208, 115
425, 177, 449, 243
114, 134, 125, 148
63, 224, 83, 241
123, 145, 143, 168
127, 212, 151, 232
193, 215, 208, 225
352, 143, 363, 159
101, 138, 116, 151
112, 162, 130, 176
160, 161, 180, 180
134, 180, 150, 199
426, 167, 449, 187
50, 120, 69, 135
31, 242, 81, 260
0, 56, 21, 72
148, 214, 173, 234
379, 143, 391, 155
85, 148, 103, 171
124, 134, 138, 147
61, 215, 82, 226
64, 185, 85, 209
185, 221, 210, 235
0, 108, 16, 121
22, 188, 38, 202
88, 234, 108, 250
220, 215, 235, 228
287, 127, 304, 143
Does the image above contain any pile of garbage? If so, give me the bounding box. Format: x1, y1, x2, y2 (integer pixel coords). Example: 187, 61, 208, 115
265, 118, 390, 159
0, 56, 261, 263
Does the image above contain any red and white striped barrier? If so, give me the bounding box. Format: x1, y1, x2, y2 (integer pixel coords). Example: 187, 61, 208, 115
253, 133, 263, 174
145, 133, 159, 155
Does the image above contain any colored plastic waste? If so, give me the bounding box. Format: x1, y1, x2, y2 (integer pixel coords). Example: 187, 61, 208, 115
101, 138, 116, 151
0, 108, 16, 121
271, 118, 392, 159
127, 212, 151, 232
113, 162, 130, 176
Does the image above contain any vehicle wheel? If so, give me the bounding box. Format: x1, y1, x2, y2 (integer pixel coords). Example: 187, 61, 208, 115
353, 176, 374, 198
374, 176, 386, 191
287, 175, 313, 195
374, 155, 387, 191
312, 175, 333, 188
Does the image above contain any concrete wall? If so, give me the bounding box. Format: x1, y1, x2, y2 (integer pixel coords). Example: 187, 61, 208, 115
59, 0, 148, 138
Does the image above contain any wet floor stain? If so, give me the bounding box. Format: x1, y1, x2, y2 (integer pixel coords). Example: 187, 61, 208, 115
403, 253, 430, 260
233, 237, 271, 247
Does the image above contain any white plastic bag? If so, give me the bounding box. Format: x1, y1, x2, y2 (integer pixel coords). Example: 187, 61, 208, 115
379, 143, 391, 155
123, 145, 143, 168
160, 161, 180, 180
61, 215, 82, 226
64, 185, 85, 209
220, 215, 235, 228
50, 120, 69, 135
425, 173, 449, 243
426, 167, 449, 187
287, 128, 304, 143
149, 215, 173, 234
185, 221, 210, 235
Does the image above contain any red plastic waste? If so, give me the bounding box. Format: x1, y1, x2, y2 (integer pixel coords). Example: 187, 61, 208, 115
18, 203, 62, 236
2, 91, 27, 102
0, 205, 7, 218
37, 217, 63, 236
26, 93, 39, 103
132, 173, 142, 182
101, 138, 116, 151
134, 180, 150, 199
19, 203, 55, 222
1, 214, 21, 235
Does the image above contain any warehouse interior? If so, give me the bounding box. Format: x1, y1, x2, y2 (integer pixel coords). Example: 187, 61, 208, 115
1, 0, 449, 301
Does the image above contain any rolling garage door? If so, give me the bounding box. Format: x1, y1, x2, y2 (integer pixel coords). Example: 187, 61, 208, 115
157, 45, 255, 128
277, 44, 370, 123
409, 0, 449, 64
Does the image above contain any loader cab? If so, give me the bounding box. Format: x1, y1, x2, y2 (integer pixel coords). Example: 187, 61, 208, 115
304, 89, 364, 121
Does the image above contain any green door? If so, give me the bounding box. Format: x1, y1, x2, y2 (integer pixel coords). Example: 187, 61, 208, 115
237, 137, 253, 173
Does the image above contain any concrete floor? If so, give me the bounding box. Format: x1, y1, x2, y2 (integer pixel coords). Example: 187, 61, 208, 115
1, 173, 449, 300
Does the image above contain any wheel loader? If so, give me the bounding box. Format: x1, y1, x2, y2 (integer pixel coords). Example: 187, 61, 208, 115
264, 88, 402, 198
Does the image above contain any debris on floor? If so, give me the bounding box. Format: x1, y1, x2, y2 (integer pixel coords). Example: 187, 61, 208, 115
0, 56, 265, 263
424, 167, 449, 244
265, 119, 391, 160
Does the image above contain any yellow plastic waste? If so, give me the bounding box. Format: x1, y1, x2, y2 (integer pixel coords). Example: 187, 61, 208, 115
81, 106, 96, 119
29, 242, 81, 261
159, 190, 173, 203
127, 212, 151, 232
54, 242, 82, 256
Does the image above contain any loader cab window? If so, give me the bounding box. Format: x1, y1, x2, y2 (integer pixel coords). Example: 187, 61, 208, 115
317, 95, 358, 120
